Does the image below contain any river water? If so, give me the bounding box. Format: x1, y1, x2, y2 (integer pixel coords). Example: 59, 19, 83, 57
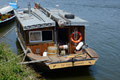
0, 0, 120, 80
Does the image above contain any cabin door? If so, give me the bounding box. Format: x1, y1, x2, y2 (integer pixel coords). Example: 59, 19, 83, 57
57, 28, 69, 45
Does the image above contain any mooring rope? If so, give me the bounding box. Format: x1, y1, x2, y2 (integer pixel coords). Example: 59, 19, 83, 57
0, 26, 16, 43
0, 26, 15, 38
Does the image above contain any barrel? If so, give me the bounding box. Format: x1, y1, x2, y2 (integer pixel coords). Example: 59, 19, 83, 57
47, 46, 57, 56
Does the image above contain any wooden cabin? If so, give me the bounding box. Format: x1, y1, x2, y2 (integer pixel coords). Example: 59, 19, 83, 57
15, 3, 98, 69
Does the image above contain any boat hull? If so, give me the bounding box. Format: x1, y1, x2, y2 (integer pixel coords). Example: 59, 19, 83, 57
46, 59, 97, 69
0, 16, 15, 27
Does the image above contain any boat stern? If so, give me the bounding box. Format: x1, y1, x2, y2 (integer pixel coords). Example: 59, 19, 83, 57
46, 59, 98, 70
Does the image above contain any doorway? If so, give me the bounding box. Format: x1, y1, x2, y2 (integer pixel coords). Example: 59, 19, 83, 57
57, 28, 69, 45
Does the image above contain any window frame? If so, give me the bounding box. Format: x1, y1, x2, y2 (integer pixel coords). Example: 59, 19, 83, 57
29, 31, 42, 43
29, 30, 53, 43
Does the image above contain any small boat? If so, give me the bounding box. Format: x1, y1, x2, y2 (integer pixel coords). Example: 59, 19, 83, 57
15, 3, 98, 70
0, 2, 17, 26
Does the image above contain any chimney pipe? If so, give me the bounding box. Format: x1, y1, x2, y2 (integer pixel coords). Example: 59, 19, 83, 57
28, 2, 31, 16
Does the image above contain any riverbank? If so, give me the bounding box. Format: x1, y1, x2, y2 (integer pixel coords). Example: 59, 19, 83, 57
0, 43, 43, 80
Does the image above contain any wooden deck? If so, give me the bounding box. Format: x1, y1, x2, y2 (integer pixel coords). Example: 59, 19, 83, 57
85, 48, 99, 58
26, 51, 93, 63
26, 53, 68, 63
25, 49, 98, 69
27, 53, 50, 61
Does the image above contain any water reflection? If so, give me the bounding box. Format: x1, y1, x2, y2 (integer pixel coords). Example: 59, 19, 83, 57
43, 67, 95, 80
0, 21, 17, 53
0, 22, 14, 37
27, 63, 95, 80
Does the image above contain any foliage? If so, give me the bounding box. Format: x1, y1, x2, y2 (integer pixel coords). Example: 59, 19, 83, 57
0, 43, 38, 80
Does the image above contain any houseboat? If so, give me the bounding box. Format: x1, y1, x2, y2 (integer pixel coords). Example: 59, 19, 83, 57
15, 3, 98, 70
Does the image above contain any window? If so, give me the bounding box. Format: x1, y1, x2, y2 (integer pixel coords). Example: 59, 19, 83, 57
42, 31, 52, 41
29, 30, 53, 43
29, 31, 42, 42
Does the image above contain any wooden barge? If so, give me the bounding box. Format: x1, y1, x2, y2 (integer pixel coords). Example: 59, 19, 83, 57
15, 3, 98, 70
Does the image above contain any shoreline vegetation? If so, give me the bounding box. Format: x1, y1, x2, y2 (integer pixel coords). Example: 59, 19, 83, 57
0, 43, 42, 80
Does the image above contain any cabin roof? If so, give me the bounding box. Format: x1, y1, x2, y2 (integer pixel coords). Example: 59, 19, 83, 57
15, 7, 88, 30
15, 8, 55, 30
0, 6, 13, 14
47, 9, 88, 26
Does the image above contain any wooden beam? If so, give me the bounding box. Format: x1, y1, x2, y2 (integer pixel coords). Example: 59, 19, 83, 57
19, 59, 48, 64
